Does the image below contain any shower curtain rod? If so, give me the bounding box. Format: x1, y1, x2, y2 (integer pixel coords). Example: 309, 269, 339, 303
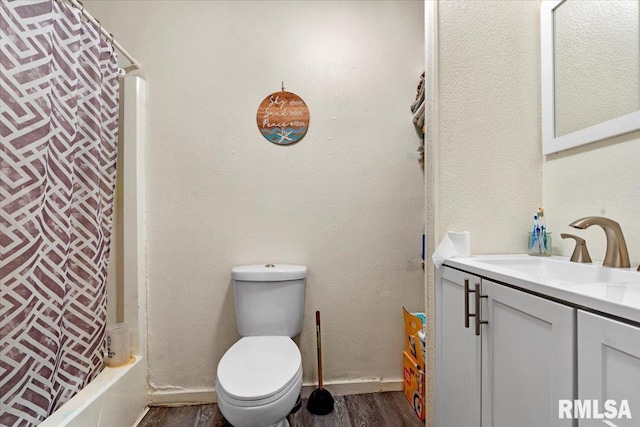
64, 0, 140, 71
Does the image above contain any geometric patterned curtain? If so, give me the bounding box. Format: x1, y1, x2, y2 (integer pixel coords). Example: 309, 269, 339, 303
0, 0, 120, 424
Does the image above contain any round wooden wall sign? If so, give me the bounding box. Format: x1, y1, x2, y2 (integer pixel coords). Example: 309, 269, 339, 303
256, 91, 309, 145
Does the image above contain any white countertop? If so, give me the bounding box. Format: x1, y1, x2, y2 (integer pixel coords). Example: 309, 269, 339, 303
443, 254, 640, 324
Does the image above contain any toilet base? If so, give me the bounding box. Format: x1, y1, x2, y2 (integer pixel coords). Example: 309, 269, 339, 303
215, 375, 301, 427
273, 419, 289, 427
240, 417, 288, 427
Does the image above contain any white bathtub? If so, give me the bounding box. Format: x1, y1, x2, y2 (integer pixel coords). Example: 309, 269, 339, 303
40, 357, 148, 427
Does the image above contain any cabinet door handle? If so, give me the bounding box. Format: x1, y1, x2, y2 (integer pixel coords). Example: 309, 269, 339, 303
464, 278, 476, 328
474, 282, 488, 336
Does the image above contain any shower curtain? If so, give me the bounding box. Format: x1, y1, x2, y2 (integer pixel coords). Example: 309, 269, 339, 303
0, 0, 120, 425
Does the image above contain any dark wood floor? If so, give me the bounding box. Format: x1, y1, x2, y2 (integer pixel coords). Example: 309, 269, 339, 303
137, 391, 424, 427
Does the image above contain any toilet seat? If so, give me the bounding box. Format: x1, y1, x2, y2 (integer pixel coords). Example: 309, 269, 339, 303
217, 336, 302, 407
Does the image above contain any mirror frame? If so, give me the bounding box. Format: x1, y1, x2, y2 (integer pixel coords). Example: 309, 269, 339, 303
541, 0, 640, 155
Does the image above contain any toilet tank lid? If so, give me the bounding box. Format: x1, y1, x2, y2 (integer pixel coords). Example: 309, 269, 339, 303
232, 264, 307, 281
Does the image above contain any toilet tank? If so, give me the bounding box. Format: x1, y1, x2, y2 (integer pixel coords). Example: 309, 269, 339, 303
232, 264, 306, 337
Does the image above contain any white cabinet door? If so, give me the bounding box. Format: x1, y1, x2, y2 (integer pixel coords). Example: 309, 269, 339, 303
578, 311, 640, 427
481, 280, 575, 427
436, 267, 482, 427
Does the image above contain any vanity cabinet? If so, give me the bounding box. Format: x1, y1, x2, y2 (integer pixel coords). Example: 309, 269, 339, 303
436, 267, 574, 427
436, 268, 481, 427
481, 280, 574, 427
577, 311, 640, 427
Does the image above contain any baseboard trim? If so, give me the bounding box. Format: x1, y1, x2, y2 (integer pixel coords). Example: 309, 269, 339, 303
301, 378, 403, 398
149, 388, 217, 406
149, 378, 403, 406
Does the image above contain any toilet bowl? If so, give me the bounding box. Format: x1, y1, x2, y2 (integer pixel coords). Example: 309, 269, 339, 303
216, 336, 302, 427
216, 264, 307, 427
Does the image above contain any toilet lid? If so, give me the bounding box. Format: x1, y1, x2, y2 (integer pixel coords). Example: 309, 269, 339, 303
217, 336, 301, 402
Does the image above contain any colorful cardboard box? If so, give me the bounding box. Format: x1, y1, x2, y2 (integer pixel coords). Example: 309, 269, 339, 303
403, 307, 425, 369
402, 307, 426, 420
403, 350, 426, 421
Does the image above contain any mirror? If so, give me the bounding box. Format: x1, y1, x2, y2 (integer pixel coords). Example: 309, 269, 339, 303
541, 0, 640, 155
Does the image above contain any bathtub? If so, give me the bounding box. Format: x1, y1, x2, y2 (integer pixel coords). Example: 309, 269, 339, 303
40, 357, 148, 427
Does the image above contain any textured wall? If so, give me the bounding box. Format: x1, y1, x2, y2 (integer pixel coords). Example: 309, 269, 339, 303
86, 0, 425, 395
543, 132, 640, 266
436, 0, 542, 253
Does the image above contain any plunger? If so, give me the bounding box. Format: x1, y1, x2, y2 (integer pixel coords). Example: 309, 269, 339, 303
307, 311, 334, 415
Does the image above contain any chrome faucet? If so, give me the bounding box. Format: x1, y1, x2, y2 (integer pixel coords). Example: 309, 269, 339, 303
569, 216, 630, 268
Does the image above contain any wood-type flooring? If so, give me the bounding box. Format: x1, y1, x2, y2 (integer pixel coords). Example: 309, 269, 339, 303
137, 391, 424, 427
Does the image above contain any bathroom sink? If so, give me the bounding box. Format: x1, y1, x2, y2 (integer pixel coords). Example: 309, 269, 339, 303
469, 256, 640, 286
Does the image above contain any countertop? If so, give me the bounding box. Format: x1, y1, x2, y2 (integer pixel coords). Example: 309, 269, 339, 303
443, 254, 640, 325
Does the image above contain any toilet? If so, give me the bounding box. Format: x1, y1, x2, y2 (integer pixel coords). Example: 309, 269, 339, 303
216, 264, 307, 427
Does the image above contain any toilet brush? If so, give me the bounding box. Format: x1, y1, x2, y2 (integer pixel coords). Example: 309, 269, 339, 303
307, 311, 334, 415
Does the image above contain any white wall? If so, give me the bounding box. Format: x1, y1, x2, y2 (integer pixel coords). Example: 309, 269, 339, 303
435, 0, 542, 256
86, 0, 425, 398
544, 132, 640, 266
